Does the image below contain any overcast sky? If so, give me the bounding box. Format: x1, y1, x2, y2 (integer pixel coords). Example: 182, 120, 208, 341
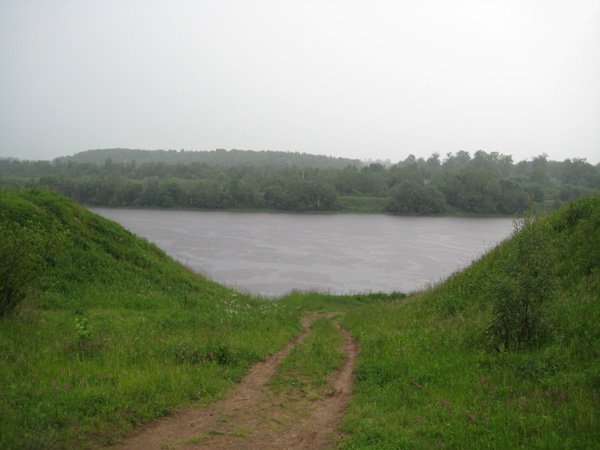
1, 0, 599, 164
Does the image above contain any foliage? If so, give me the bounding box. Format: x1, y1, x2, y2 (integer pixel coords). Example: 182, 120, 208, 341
386, 179, 446, 214
486, 212, 556, 349
2, 149, 599, 214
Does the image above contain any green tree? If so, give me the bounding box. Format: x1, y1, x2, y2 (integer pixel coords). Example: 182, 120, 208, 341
487, 212, 555, 349
386, 179, 446, 214
442, 169, 501, 213
530, 154, 551, 185
495, 179, 529, 214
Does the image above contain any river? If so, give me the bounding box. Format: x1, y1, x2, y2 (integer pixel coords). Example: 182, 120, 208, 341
92, 208, 514, 297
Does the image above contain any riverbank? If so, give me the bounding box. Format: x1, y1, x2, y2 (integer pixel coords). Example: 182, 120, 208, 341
83, 194, 520, 217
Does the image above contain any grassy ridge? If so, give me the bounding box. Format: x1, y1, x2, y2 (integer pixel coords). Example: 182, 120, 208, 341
334, 197, 600, 448
0, 189, 301, 448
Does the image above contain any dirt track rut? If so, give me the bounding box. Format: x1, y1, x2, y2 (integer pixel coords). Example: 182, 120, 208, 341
112, 313, 359, 450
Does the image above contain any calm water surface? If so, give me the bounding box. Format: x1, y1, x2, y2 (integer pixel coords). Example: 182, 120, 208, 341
92, 209, 514, 297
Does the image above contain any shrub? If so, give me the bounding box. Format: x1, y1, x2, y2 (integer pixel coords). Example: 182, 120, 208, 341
487, 212, 556, 349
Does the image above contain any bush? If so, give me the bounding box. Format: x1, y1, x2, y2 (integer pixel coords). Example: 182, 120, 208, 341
487, 212, 556, 349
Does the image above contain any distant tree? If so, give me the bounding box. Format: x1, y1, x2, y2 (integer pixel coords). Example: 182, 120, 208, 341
355, 171, 387, 196
386, 179, 446, 214
264, 184, 288, 209
560, 158, 600, 189
117, 182, 144, 206
496, 179, 529, 214
529, 154, 551, 185
425, 153, 442, 173
442, 169, 501, 213
443, 151, 471, 173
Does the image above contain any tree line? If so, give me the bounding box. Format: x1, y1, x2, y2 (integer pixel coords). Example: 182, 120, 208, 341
1, 150, 598, 214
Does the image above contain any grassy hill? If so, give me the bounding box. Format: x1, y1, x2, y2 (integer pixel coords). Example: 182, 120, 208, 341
1, 188, 599, 448
325, 196, 599, 448
0, 188, 300, 448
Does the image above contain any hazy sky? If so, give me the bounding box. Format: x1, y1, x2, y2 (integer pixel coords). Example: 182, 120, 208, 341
1, 0, 599, 164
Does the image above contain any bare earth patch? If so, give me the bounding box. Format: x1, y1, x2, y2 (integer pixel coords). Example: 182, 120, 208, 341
110, 313, 359, 449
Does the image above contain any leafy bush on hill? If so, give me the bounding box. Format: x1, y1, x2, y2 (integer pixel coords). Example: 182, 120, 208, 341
486, 212, 556, 349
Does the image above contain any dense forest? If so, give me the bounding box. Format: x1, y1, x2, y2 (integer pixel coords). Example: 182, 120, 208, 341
1, 149, 599, 214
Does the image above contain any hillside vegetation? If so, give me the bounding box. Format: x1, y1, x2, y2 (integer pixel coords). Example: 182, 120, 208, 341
328, 196, 598, 448
1, 188, 599, 448
0, 188, 300, 448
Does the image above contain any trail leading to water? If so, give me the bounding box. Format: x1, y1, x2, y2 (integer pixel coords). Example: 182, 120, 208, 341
112, 313, 360, 450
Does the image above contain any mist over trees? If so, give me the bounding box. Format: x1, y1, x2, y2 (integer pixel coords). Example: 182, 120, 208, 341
1, 149, 598, 214
55, 148, 363, 169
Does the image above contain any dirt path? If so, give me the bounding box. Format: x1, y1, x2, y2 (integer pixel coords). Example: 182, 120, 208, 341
111, 313, 359, 450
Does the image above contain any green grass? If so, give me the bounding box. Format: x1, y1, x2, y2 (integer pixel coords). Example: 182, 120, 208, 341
0, 188, 301, 448
336, 288, 599, 448
331, 197, 600, 448
1, 188, 599, 448
270, 317, 345, 394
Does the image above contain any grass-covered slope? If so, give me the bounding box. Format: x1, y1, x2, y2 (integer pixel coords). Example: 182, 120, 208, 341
2, 188, 599, 449
334, 197, 600, 448
0, 188, 300, 448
